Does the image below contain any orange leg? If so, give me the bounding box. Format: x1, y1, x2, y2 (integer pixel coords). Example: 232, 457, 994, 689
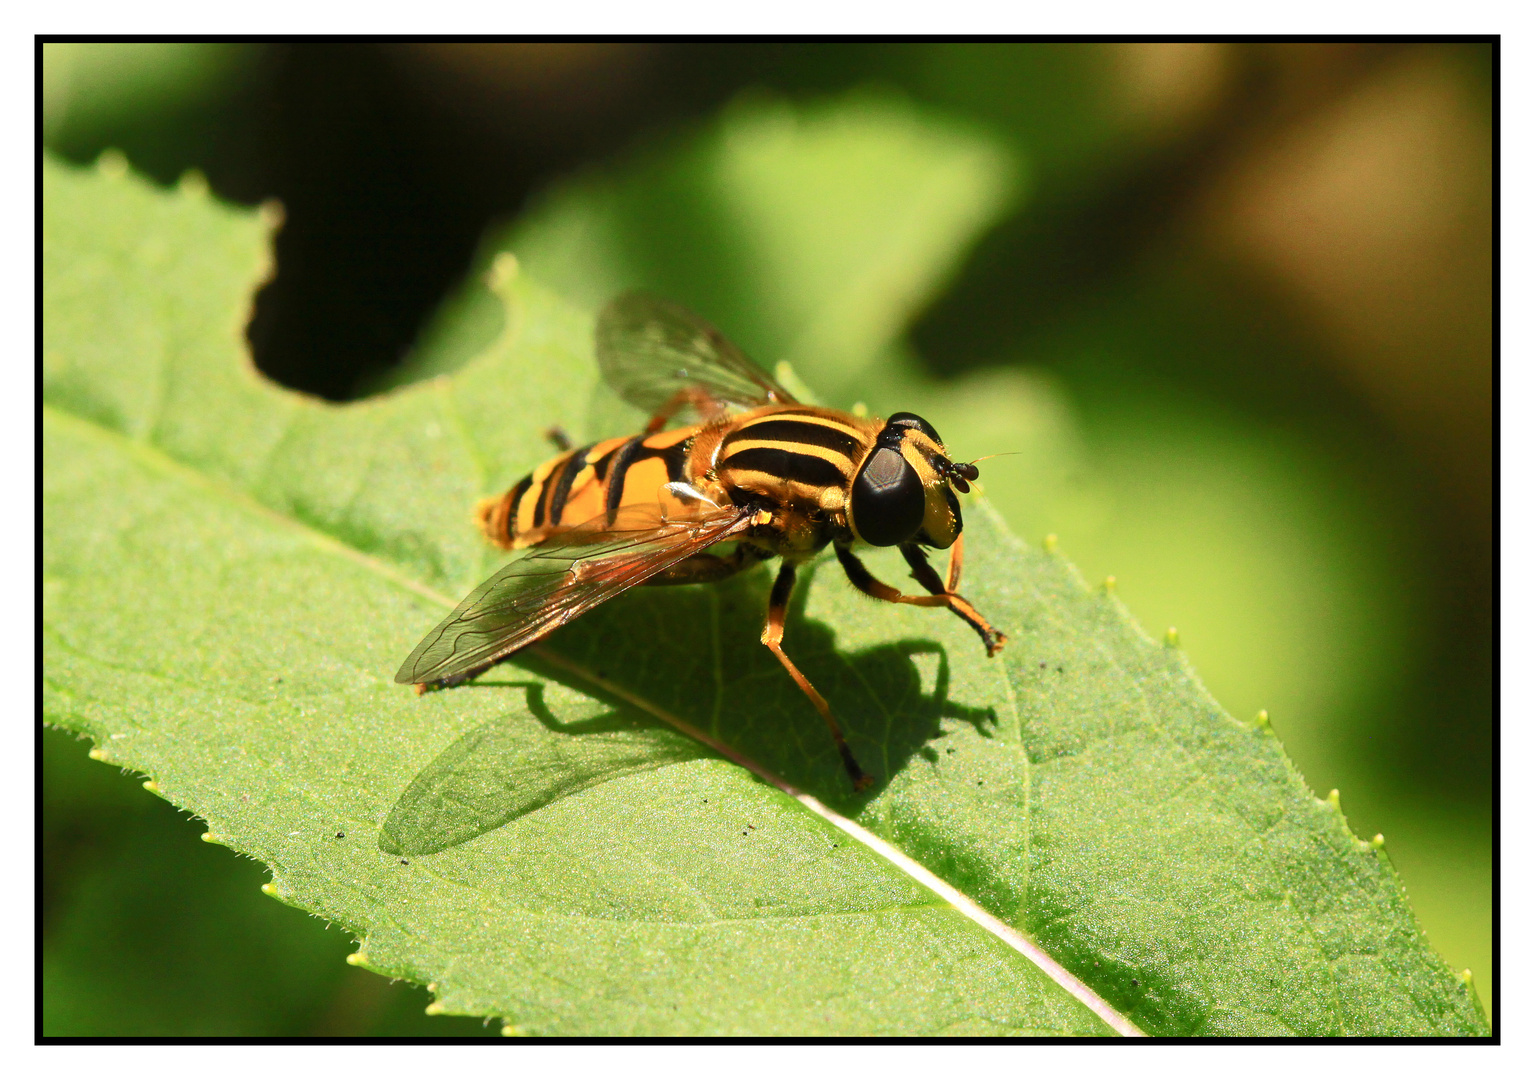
644, 387, 722, 434
835, 545, 1007, 657
945, 532, 964, 592
762, 562, 872, 791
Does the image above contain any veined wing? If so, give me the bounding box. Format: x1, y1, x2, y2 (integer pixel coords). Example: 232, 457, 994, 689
596, 292, 797, 419
396, 501, 754, 686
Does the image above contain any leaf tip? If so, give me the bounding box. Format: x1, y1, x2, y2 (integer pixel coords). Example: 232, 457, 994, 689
345, 950, 367, 966
424, 1001, 445, 1016
488, 251, 520, 293
141, 779, 161, 795
177, 169, 209, 198
501, 1023, 524, 1037
258, 197, 285, 231
1102, 574, 1115, 592
96, 148, 128, 180
1327, 788, 1342, 811
1043, 533, 1059, 554
1163, 626, 1179, 648
200, 831, 219, 844
86, 746, 107, 761
1371, 833, 1386, 849
260, 882, 279, 897
1255, 709, 1271, 729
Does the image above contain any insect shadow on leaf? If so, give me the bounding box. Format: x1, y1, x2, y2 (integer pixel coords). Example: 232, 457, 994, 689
517, 562, 999, 810
751, 559, 995, 788
381, 566, 998, 857
378, 681, 707, 857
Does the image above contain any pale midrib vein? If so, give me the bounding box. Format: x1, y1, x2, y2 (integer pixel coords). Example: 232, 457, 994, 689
47, 401, 1144, 1038
532, 647, 1144, 1038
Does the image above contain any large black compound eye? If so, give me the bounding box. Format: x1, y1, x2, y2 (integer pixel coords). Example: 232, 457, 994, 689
851, 446, 926, 546
884, 411, 941, 445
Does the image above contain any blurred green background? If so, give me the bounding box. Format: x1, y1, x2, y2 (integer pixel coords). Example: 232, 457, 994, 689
42, 41, 1493, 1033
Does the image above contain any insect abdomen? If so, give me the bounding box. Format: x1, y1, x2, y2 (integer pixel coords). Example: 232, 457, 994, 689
478, 427, 698, 548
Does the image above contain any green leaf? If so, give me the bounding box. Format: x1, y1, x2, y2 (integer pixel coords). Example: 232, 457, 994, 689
43, 154, 1486, 1037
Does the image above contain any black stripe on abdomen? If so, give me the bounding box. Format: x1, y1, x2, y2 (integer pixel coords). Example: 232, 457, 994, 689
603, 436, 646, 524
545, 443, 595, 526
504, 474, 533, 540
721, 446, 847, 488
658, 437, 691, 483
727, 418, 863, 459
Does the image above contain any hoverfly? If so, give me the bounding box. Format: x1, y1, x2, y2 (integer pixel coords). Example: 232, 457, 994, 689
397, 293, 1006, 790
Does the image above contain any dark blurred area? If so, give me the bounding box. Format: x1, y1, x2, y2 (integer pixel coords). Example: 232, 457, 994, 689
42, 41, 1494, 1032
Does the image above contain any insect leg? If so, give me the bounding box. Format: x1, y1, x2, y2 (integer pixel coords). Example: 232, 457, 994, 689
944, 532, 964, 592
836, 545, 1004, 656
897, 543, 1007, 657
835, 545, 949, 609
898, 543, 950, 596
544, 425, 573, 452
643, 387, 722, 434
762, 562, 872, 791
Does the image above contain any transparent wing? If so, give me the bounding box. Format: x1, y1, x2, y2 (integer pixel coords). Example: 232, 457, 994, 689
596, 292, 797, 419
396, 502, 754, 686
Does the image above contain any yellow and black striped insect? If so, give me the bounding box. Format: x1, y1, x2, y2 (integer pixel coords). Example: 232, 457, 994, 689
397, 293, 1006, 789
